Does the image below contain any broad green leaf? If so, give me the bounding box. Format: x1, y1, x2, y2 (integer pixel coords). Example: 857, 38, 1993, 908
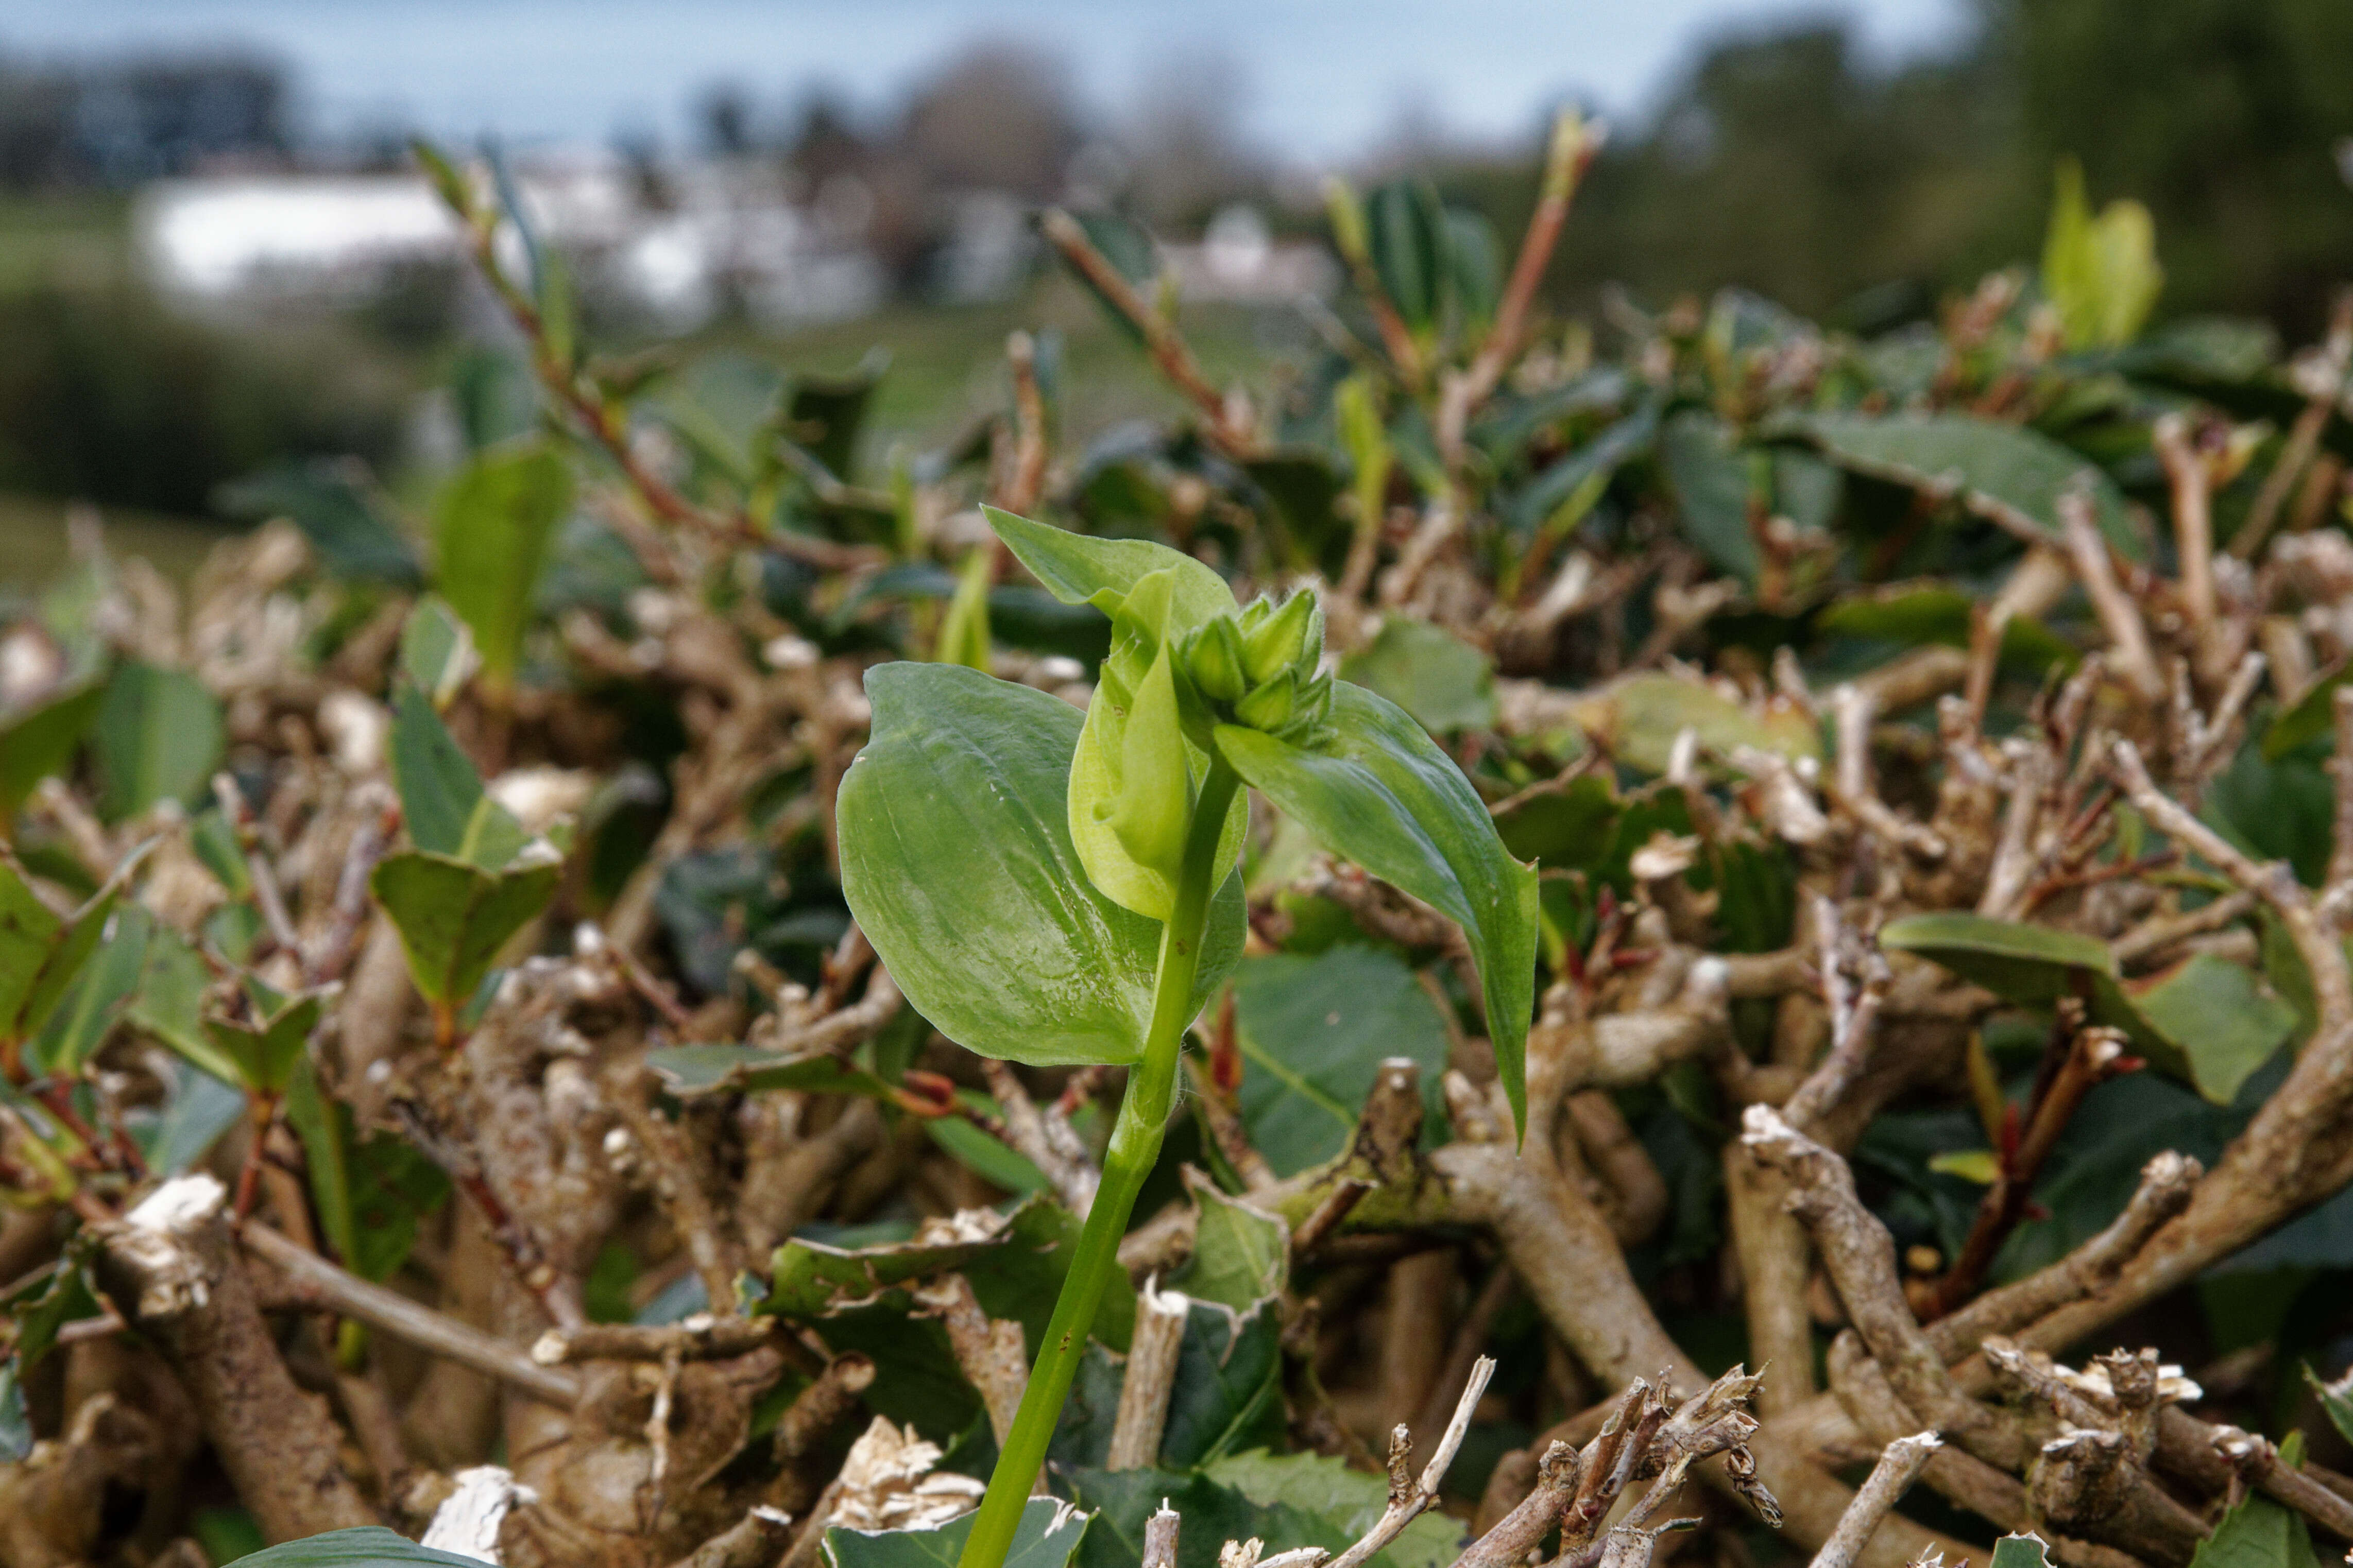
216, 461, 425, 585
1879, 912, 2115, 1006
1070, 574, 1199, 919
1817, 583, 2076, 674
1158, 1298, 1285, 1467
1, 853, 132, 1052
435, 441, 573, 691
763, 1215, 1019, 1320
983, 507, 1237, 633
1494, 774, 1622, 871
826, 1496, 1086, 1568
201, 991, 322, 1095
399, 596, 478, 709
837, 663, 1243, 1069
1565, 673, 1820, 776
225, 1526, 496, 1568
1362, 179, 1446, 332
1800, 413, 2142, 560
389, 686, 531, 867
93, 663, 224, 822
147, 1063, 248, 1175
2123, 953, 2297, 1106
369, 850, 559, 1006
1990, 1538, 2054, 1568
0, 678, 104, 823
127, 923, 235, 1081
2304, 1364, 2353, 1448
1230, 947, 1453, 1176
2188, 1493, 2320, 1568
644, 1043, 899, 1101
1657, 411, 1760, 582
31, 903, 149, 1072
2042, 159, 2163, 352
807, 1300, 977, 1436
1215, 682, 1538, 1139
1170, 1177, 1288, 1313
1338, 619, 1495, 735
1202, 1452, 1464, 1568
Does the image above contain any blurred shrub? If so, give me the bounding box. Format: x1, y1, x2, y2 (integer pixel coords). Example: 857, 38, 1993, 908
0, 281, 412, 514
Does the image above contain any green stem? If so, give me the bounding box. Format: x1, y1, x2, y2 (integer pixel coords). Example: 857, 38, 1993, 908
956, 755, 1240, 1568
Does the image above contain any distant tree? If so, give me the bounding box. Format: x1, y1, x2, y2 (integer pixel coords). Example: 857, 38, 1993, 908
695, 81, 758, 157
900, 42, 1080, 199
1992, 0, 2353, 330
1120, 48, 1265, 229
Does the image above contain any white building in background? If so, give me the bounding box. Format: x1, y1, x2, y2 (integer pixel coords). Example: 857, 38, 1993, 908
133, 148, 886, 329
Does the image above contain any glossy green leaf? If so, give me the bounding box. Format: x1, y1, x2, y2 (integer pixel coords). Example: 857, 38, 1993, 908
1817, 583, 2077, 674
148, 1062, 248, 1175
983, 506, 1237, 631
399, 596, 478, 709
284, 1053, 352, 1257
1065, 1468, 1398, 1568
1, 852, 131, 1050
1231, 947, 1453, 1176
2122, 952, 2297, 1106
1989, 1538, 2054, 1568
644, 1043, 899, 1101
826, 1496, 1086, 1568
127, 923, 234, 1080
6, 1247, 100, 1371
93, 662, 224, 822
201, 990, 321, 1095
838, 662, 1243, 1069
31, 902, 149, 1072
1169, 1176, 1288, 1313
2188, 1493, 2320, 1568
222, 1526, 495, 1568
0, 678, 104, 823
434, 441, 573, 691
1657, 410, 1760, 582
1157, 1297, 1284, 1467
369, 850, 559, 1006
1203, 1452, 1463, 1568
2263, 659, 2353, 761
1338, 618, 1495, 735
1879, 912, 2115, 1006
216, 460, 424, 586
1363, 179, 1446, 332
1565, 673, 1820, 776
1800, 413, 2142, 560
1215, 681, 1538, 1139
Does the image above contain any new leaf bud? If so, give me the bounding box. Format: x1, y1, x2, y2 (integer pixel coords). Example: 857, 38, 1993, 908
1185, 617, 1248, 704
1241, 592, 1317, 686
1235, 669, 1298, 731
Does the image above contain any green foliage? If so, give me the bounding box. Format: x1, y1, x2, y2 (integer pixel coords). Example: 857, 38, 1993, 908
433, 441, 573, 693
1229, 946, 1453, 1175
838, 663, 1243, 1069
0, 848, 133, 1057
1337, 618, 1495, 735
399, 596, 478, 709
1798, 413, 2142, 559
1216, 683, 1538, 1140
210, 1527, 496, 1568
199, 983, 321, 1095
0, 677, 103, 825
2041, 159, 2163, 350
93, 662, 224, 821
216, 460, 424, 586
2188, 1493, 2321, 1568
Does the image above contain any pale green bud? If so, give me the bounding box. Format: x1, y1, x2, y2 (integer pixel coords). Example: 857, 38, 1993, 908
1235, 669, 1298, 731
1185, 617, 1248, 704
1241, 592, 1318, 686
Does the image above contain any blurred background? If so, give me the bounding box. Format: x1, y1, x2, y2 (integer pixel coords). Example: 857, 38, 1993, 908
3, 0, 2350, 580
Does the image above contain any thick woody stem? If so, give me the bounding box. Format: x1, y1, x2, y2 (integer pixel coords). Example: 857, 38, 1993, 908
2059, 490, 2164, 702
95, 1177, 378, 1542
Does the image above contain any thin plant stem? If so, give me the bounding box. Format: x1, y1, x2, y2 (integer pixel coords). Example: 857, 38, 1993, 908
956, 756, 1241, 1568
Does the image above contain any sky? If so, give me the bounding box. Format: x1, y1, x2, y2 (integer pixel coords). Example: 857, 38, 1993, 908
4, 0, 1974, 163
